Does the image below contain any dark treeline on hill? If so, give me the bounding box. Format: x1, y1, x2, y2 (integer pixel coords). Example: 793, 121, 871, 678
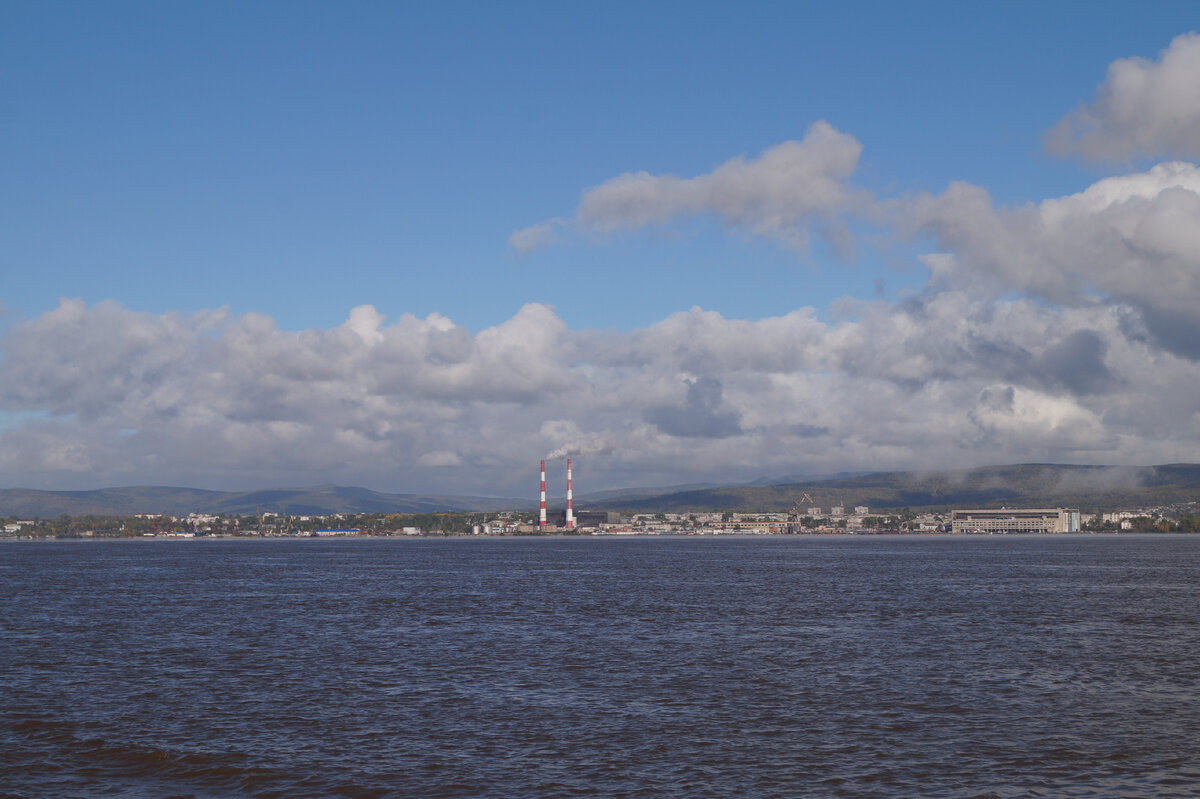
588, 463, 1200, 514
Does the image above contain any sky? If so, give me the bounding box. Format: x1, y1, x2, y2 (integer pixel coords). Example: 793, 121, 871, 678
3, 1, 1200, 498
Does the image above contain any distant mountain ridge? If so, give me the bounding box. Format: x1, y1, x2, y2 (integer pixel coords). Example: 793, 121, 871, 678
587, 463, 1200, 513
4, 463, 1199, 518
0, 484, 525, 518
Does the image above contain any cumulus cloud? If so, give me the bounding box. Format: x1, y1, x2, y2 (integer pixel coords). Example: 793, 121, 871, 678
905, 161, 1200, 359
1047, 32, 1200, 161
511, 120, 866, 253
3, 293, 1199, 495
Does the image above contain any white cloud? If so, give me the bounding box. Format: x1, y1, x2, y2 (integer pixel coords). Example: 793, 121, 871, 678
343, 304, 386, 345
513, 121, 866, 253
508, 219, 563, 255
1047, 32, 1200, 161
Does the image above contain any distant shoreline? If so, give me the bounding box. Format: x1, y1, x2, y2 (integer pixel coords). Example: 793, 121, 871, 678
6, 531, 1195, 544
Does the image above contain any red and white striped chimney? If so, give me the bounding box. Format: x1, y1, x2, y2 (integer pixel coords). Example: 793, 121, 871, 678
539, 459, 547, 528
566, 458, 575, 529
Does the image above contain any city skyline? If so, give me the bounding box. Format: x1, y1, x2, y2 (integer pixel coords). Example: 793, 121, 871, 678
3, 2, 1200, 495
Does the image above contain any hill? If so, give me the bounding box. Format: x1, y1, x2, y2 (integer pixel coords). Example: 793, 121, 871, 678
585, 463, 1200, 514
5, 463, 1199, 518
0, 484, 525, 518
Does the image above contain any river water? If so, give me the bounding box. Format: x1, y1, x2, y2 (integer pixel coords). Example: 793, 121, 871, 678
3, 535, 1199, 797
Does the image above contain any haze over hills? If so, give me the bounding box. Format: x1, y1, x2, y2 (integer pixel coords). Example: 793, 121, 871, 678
578, 482, 723, 503
589, 464, 1200, 514
0, 485, 525, 518
3, 464, 1199, 518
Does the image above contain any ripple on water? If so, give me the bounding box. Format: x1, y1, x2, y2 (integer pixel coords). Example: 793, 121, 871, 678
2, 535, 1199, 797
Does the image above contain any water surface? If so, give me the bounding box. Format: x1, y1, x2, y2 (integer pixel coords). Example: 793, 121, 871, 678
3, 535, 1199, 797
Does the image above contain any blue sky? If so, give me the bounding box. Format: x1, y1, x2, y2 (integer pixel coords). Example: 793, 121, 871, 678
3, 2, 1200, 495
5, 0, 1192, 331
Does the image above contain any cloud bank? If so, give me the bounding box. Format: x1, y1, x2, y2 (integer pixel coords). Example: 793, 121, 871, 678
3, 286, 1198, 495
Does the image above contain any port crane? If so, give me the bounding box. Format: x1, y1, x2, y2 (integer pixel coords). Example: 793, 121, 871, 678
787, 492, 817, 534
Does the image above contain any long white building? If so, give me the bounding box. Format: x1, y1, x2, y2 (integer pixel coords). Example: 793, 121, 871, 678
950, 508, 1081, 534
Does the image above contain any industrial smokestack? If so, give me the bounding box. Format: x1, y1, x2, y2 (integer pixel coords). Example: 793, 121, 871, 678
566, 458, 575, 529
539, 459, 547, 528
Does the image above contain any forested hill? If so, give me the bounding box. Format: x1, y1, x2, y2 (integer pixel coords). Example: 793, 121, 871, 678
586, 463, 1200, 513
0, 485, 524, 518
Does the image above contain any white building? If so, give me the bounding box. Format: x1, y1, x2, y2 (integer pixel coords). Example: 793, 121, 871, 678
951, 508, 1080, 534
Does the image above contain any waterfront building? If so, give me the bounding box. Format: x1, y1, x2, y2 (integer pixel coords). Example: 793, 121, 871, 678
950, 508, 1081, 534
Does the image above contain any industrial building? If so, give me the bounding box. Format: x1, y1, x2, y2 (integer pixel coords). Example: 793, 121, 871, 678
555, 509, 617, 528
950, 508, 1081, 534
533, 458, 621, 530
